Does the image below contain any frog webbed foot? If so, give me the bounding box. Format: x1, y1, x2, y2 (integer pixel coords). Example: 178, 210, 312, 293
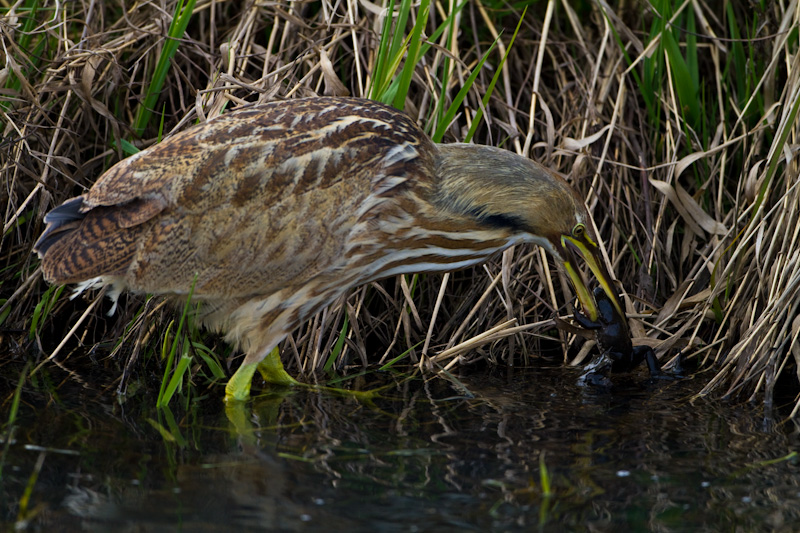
638, 346, 685, 381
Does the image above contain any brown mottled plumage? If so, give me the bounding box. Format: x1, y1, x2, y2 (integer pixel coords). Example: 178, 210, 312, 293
35, 97, 618, 401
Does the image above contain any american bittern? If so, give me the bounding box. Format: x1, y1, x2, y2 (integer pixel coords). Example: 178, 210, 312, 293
34, 97, 620, 401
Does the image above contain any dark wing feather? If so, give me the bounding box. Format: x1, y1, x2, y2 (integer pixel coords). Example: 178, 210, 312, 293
37, 199, 160, 284
33, 197, 86, 256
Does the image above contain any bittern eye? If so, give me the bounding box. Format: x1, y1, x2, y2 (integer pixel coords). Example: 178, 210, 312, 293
572, 223, 585, 238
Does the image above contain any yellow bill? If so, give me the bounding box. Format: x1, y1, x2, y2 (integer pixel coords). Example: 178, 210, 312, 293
560, 233, 623, 321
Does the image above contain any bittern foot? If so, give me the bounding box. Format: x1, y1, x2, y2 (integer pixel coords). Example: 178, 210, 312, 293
255, 346, 301, 387
225, 362, 258, 402
225, 346, 390, 403
225, 347, 299, 402
226, 366, 384, 403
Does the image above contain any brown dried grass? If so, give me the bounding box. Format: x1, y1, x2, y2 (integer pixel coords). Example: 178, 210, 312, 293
2, 1, 798, 412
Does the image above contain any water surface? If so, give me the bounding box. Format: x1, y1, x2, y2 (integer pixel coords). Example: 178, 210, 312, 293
2, 362, 799, 532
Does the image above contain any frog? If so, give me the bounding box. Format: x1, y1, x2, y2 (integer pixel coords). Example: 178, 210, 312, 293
573, 287, 664, 382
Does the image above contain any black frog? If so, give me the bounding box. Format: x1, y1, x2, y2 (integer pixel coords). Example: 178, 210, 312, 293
573, 287, 663, 382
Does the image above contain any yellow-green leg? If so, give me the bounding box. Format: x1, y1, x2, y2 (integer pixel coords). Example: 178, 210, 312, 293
225, 346, 299, 402
225, 346, 388, 403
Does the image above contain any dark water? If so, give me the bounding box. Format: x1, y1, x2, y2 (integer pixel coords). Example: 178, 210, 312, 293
2, 362, 799, 532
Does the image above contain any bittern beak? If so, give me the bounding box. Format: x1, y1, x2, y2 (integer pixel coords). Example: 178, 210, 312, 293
559, 232, 623, 322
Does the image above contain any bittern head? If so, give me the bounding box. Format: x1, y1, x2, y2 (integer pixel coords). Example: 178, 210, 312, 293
433, 144, 621, 321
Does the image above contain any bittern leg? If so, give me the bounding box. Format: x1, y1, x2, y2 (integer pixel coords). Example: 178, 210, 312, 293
225, 346, 299, 402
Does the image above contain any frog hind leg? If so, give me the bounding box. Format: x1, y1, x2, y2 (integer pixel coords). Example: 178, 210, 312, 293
638, 346, 662, 376
635, 346, 680, 380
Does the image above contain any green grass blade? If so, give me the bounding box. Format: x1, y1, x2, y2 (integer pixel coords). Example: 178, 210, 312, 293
324, 315, 349, 373
726, 3, 747, 108
464, 8, 526, 143
376, 38, 412, 104
597, 2, 656, 124
29, 285, 65, 339
0, 363, 30, 480
685, 7, 699, 92
432, 37, 499, 143
388, 0, 412, 72
114, 137, 141, 156
159, 405, 188, 447
192, 342, 226, 379
370, 0, 468, 107
156, 277, 197, 408
540, 453, 553, 496
753, 86, 800, 218
158, 352, 193, 408
133, 0, 197, 137
369, 0, 397, 99
156, 320, 176, 404
371, 0, 411, 102
4, 362, 28, 432
663, 28, 699, 129
1, 0, 40, 110
392, 0, 430, 109
146, 416, 180, 443
378, 342, 422, 371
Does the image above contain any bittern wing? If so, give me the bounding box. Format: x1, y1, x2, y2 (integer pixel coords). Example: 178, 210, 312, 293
38, 98, 435, 299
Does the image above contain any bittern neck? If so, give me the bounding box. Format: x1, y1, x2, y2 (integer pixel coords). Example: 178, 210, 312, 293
343, 142, 585, 285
